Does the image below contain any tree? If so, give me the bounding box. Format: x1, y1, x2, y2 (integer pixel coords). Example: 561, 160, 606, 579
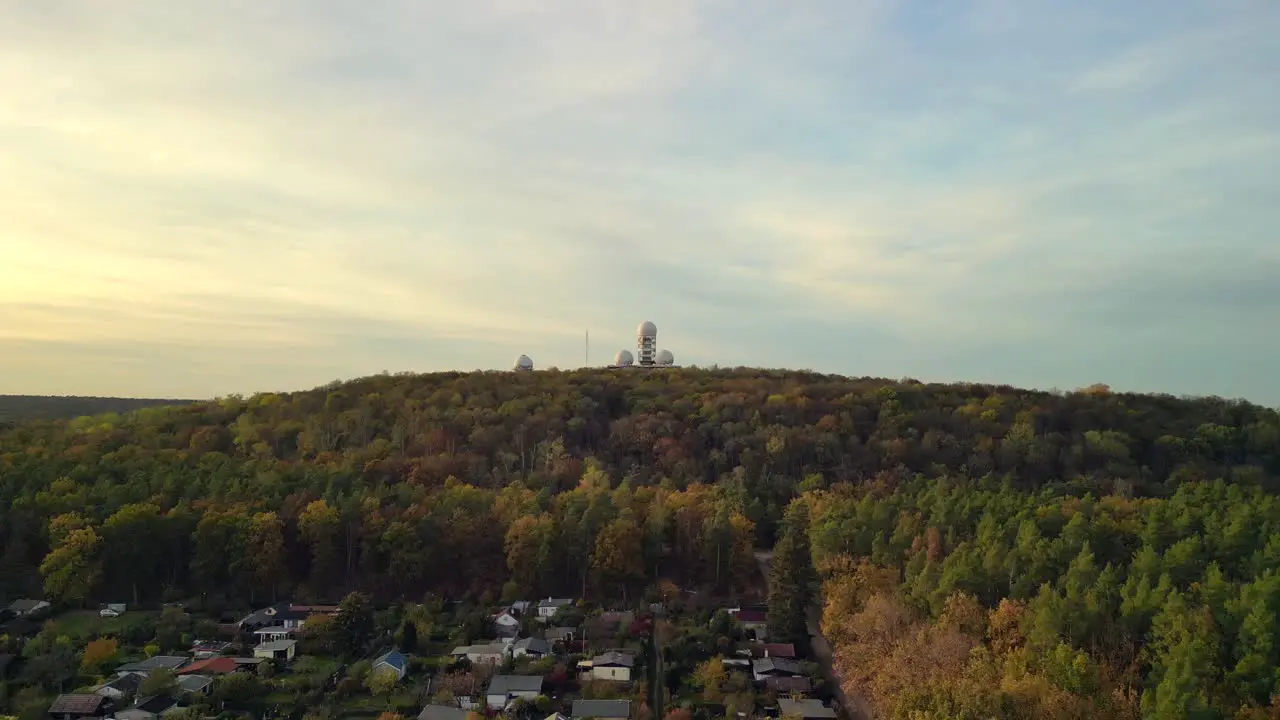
101, 503, 164, 605
246, 512, 287, 602
593, 515, 645, 595
139, 668, 177, 697
333, 591, 374, 656
81, 637, 118, 673
692, 657, 728, 703
367, 668, 399, 699
40, 526, 102, 606
398, 618, 418, 654
299, 499, 341, 592
767, 504, 815, 645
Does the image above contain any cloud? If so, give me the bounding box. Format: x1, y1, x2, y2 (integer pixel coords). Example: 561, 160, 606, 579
0, 0, 1278, 402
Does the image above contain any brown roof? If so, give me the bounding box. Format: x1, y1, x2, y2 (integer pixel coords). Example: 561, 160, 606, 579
178, 657, 239, 675
759, 643, 796, 659
49, 694, 108, 715
735, 609, 767, 623
765, 676, 812, 693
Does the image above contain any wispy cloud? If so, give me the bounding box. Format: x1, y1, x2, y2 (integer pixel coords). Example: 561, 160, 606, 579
1, 0, 1278, 401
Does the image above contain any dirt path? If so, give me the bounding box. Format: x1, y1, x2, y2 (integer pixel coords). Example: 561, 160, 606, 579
755, 551, 873, 720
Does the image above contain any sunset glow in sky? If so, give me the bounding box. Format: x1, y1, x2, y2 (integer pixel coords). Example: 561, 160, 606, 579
2, 1, 1278, 401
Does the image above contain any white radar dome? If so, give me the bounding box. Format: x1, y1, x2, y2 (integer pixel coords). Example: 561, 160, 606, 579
614, 349, 634, 367
513, 355, 534, 371
656, 349, 674, 366
637, 321, 658, 338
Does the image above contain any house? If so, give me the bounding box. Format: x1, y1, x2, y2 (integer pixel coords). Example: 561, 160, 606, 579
730, 609, 769, 640
9, 599, 51, 617
544, 627, 576, 644
777, 699, 836, 720
253, 626, 293, 643
450, 641, 510, 665
177, 657, 240, 676
752, 657, 802, 682
589, 652, 634, 682
48, 694, 111, 720
764, 676, 812, 695
535, 598, 573, 621
723, 658, 752, 670
418, 705, 469, 720
494, 610, 522, 636
754, 643, 796, 659
253, 639, 297, 662
189, 641, 231, 660
571, 699, 630, 720
114, 657, 190, 678
485, 675, 543, 710
92, 673, 142, 701
510, 601, 532, 615
512, 637, 551, 659
113, 695, 178, 720
99, 603, 126, 618
372, 650, 409, 681
177, 674, 215, 696
237, 603, 312, 631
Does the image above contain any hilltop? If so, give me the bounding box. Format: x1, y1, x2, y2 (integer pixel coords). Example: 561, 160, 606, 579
0, 394, 196, 423
3, 368, 1280, 716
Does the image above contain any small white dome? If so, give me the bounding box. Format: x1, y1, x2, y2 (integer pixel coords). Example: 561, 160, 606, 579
513, 354, 534, 371
614, 349, 634, 367
637, 320, 657, 338
656, 349, 674, 366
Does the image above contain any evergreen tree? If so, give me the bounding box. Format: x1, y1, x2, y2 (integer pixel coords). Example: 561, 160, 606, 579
767, 503, 815, 645
398, 618, 418, 654
333, 591, 375, 657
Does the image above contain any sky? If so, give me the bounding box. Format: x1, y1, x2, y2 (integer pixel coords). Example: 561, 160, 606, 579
2, 1, 1279, 404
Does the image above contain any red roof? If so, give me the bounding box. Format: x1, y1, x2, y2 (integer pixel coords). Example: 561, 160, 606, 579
49, 694, 107, 715
735, 609, 767, 623
177, 657, 239, 675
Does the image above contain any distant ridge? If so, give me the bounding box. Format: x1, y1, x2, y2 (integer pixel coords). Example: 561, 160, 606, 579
0, 395, 197, 423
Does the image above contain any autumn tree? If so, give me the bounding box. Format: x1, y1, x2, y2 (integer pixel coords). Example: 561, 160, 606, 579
332, 591, 375, 657
246, 511, 287, 602
40, 525, 103, 606
299, 499, 342, 592
81, 638, 118, 673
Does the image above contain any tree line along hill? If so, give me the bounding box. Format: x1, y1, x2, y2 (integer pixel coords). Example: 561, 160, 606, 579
3, 368, 1280, 718
0, 395, 195, 423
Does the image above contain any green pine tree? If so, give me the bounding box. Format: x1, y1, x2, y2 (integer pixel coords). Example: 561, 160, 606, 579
767, 503, 815, 645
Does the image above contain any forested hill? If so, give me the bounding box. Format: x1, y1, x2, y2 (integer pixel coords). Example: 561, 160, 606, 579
4, 368, 1280, 716
0, 394, 195, 423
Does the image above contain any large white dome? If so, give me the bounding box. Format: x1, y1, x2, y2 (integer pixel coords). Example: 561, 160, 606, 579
614, 349, 634, 367
513, 354, 534, 371
637, 320, 658, 338
656, 349, 674, 366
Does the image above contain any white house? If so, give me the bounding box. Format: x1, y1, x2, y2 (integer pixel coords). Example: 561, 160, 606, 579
535, 598, 573, 622
485, 675, 543, 710
512, 637, 551, 659
451, 641, 511, 665
494, 610, 522, 633
254, 639, 297, 662
590, 652, 634, 682
253, 626, 292, 643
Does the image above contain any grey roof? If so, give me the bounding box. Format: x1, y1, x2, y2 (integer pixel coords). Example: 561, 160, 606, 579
418, 706, 468, 720
572, 699, 630, 719
754, 657, 802, 676
514, 637, 551, 655
537, 598, 573, 610
115, 656, 190, 675
777, 699, 835, 719
487, 674, 544, 695
99, 673, 143, 693
452, 642, 507, 656
8, 599, 48, 613
545, 627, 575, 642
129, 696, 178, 714
591, 651, 634, 668
177, 675, 214, 693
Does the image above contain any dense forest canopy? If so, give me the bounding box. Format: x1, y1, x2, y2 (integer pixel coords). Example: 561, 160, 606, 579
3, 368, 1280, 718
0, 395, 196, 423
